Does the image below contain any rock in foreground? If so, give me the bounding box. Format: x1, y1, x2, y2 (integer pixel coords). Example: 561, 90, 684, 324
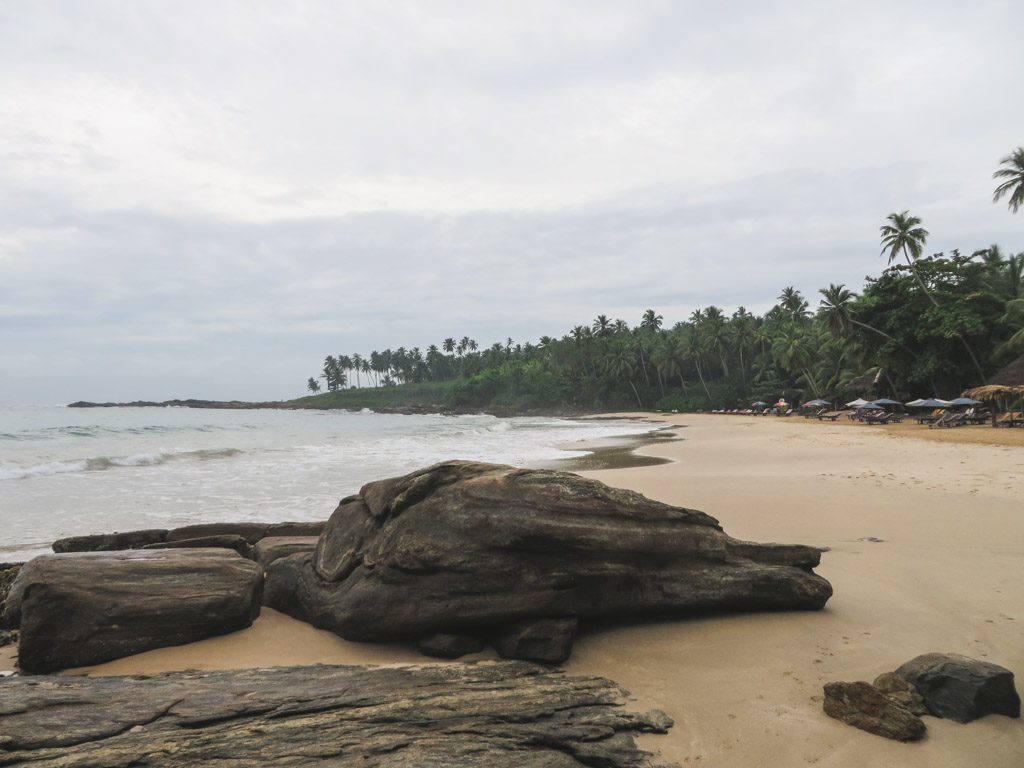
895, 653, 1021, 723
823, 680, 927, 741
10, 548, 263, 673
286, 460, 832, 659
0, 662, 673, 767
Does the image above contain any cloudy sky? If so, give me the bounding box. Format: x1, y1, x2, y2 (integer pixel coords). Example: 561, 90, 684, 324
2, 1, 1021, 403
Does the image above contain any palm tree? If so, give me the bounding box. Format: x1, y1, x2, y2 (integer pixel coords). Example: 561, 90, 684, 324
777, 287, 809, 324
592, 314, 612, 337
993, 147, 1024, 213
771, 326, 821, 398
880, 211, 934, 299
306, 377, 321, 394
818, 284, 914, 352
641, 309, 663, 331
880, 212, 986, 383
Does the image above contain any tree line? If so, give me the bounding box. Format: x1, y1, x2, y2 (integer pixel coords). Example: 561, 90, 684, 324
304, 148, 1024, 412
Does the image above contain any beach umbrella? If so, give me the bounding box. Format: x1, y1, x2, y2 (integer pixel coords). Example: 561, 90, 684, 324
803, 399, 830, 408
946, 396, 982, 406
869, 398, 902, 407
905, 398, 925, 407
913, 398, 948, 409
845, 398, 869, 407
751, 401, 767, 407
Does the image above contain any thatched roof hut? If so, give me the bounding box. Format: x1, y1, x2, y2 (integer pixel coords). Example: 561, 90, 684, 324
963, 354, 1024, 401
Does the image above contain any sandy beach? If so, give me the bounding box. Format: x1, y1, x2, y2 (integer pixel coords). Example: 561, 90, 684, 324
4, 413, 1023, 766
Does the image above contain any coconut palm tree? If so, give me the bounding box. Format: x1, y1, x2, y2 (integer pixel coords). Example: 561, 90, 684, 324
993, 147, 1024, 214
592, 314, 612, 337
641, 309, 663, 331
880, 212, 986, 383
771, 326, 821, 398
880, 210, 932, 292
777, 287, 809, 324
306, 377, 321, 394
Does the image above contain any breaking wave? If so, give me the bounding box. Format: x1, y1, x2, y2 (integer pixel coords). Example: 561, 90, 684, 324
0, 448, 243, 482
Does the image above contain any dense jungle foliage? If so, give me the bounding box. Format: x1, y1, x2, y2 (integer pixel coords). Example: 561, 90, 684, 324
297, 152, 1024, 413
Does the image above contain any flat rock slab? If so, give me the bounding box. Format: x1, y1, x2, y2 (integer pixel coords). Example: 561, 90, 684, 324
288, 461, 831, 660
9, 549, 263, 673
253, 536, 320, 571
895, 653, 1021, 723
51, 521, 325, 554
0, 661, 674, 767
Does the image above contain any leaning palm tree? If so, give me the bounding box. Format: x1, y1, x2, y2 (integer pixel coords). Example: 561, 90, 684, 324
818, 283, 914, 354
993, 147, 1024, 214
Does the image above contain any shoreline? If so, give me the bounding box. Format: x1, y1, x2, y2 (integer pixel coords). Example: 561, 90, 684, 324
3, 413, 1022, 765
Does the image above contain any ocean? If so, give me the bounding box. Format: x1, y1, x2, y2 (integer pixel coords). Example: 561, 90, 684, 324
0, 405, 659, 561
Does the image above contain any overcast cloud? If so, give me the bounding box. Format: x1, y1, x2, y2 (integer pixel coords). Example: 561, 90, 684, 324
1, 0, 1021, 403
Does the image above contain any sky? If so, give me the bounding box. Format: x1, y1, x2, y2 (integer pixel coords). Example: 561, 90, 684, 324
1, 0, 1022, 403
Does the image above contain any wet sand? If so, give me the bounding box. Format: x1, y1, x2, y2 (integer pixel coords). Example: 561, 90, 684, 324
4, 413, 1022, 765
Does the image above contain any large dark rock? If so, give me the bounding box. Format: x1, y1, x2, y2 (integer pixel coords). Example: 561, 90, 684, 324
418, 632, 485, 659
0, 662, 672, 767
263, 552, 313, 617
11, 548, 263, 673
51, 521, 325, 554
285, 460, 831, 659
492, 617, 578, 663
823, 680, 927, 742
895, 653, 1021, 723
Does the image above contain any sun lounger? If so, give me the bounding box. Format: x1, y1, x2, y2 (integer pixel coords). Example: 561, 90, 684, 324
915, 408, 944, 425
817, 410, 845, 421
930, 412, 965, 428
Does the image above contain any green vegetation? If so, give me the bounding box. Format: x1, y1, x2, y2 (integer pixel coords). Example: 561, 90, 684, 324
297, 151, 1024, 414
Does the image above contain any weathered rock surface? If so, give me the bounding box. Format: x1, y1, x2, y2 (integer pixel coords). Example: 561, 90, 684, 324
52, 528, 168, 553
492, 617, 579, 663
282, 460, 831, 660
823, 680, 927, 742
873, 671, 928, 716
0, 661, 673, 767
10, 548, 263, 673
895, 653, 1021, 723
51, 521, 325, 554
418, 632, 485, 658
262, 551, 312, 616
144, 534, 254, 558
253, 535, 320, 571
0, 562, 21, 628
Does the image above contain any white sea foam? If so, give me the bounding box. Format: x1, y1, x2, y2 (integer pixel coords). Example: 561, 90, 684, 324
0, 405, 663, 560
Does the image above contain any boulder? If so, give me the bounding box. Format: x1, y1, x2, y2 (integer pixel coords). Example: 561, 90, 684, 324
492, 617, 578, 663
263, 552, 313, 617
13, 548, 263, 673
873, 671, 928, 716
253, 535, 320, 571
895, 653, 1021, 723
287, 460, 831, 660
144, 534, 253, 558
418, 632, 485, 659
0, 661, 671, 767
823, 680, 927, 742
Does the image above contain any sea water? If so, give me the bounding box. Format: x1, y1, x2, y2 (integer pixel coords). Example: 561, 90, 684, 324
0, 405, 658, 561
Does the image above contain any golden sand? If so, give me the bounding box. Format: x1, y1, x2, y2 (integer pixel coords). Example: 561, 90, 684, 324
4, 413, 1022, 766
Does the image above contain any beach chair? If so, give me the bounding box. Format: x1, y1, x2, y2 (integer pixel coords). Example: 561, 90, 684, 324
915, 408, 943, 425
817, 410, 844, 421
